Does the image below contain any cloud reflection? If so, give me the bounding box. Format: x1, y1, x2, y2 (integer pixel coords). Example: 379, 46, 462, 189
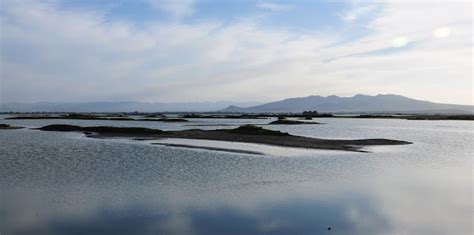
2, 192, 390, 235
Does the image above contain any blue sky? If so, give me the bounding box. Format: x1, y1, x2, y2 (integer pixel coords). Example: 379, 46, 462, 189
59, 1, 349, 28
1, 0, 472, 104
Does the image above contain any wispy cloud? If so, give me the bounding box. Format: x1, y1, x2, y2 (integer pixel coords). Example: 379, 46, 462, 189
0, 1, 472, 104
341, 4, 377, 22
147, 0, 195, 19
256, 1, 292, 12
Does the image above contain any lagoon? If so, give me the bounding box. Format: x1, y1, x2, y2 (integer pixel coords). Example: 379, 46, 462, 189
0, 116, 472, 234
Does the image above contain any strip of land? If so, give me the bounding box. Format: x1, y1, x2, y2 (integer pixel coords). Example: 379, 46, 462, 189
180, 114, 267, 119
37, 124, 411, 152
0, 124, 24, 129
268, 119, 321, 125
5, 114, 189, 122
6, 114, 133, 120
6, 113, 474, 121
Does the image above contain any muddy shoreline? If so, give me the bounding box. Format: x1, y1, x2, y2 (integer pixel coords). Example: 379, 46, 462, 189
152, 143, 264, 155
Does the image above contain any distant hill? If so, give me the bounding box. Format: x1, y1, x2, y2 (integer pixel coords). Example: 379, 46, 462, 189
3, 95, 472, 114
220, 94, 473, 114
0, 101, 261, 113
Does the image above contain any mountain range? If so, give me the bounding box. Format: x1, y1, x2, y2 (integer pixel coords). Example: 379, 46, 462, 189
220, 94, 473, 114
1, 94, 472, 114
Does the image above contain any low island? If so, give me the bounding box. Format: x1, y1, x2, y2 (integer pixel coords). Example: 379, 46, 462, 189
0, 124, 24, 129
37, 124, 411, 152
269, 118, 321, 125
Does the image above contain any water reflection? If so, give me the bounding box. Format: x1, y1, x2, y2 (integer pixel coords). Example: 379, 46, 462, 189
4, 189, 390, 235
1, 118, 472, 234
3, 165, 471, 235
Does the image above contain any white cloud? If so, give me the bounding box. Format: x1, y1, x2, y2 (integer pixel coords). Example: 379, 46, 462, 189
0, 1, 472, 105
432, 27, 451, 38
341, 4, 377, 22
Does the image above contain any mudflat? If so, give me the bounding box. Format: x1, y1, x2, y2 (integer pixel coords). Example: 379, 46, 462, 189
37, 124, 411, 152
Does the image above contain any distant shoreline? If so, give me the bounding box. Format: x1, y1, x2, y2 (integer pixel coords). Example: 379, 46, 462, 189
3, 113, 473, 121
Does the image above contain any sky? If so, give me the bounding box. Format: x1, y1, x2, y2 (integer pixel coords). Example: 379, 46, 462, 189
0, 0, 472, 105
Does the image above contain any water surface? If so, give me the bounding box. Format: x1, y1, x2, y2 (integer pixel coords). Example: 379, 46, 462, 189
1, 116, 472, 234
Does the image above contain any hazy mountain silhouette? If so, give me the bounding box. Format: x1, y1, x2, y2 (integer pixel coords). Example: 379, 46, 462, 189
0, 101, 261, 112
220, 94, 473, 114
2, 95, 472, 113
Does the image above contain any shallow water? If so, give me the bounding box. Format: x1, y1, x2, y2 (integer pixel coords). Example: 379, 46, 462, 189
0, 116, 472, 235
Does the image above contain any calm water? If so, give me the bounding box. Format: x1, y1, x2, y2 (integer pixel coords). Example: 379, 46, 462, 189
0, 116, 472, 235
